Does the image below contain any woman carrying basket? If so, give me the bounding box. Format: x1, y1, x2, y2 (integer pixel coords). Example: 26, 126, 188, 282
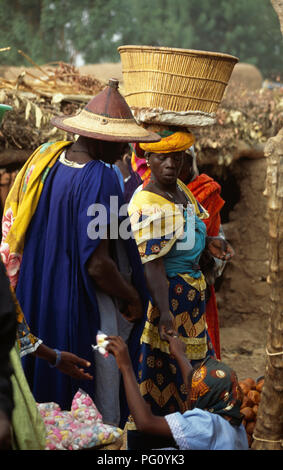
128, 128, 234, 418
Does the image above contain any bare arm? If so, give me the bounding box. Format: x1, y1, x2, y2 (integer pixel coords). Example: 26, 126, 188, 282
33, 344, 93, 380
106, 336, 172, 436
144, 258, 177, 338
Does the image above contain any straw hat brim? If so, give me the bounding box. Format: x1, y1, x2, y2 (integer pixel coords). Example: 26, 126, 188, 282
51, 109, 160, 143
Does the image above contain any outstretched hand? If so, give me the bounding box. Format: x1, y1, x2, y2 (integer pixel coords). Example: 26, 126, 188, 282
106, 336, 132, 371
206, 237, 235, 261
163, 332, 186, 359
159, 312, 177, 340
57, 351, 93, 380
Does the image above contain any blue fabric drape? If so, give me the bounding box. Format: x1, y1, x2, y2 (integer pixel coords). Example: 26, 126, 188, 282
17, 159, 148, 419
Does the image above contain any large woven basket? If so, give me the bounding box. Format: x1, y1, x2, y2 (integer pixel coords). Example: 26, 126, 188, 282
118, 45, 238, 115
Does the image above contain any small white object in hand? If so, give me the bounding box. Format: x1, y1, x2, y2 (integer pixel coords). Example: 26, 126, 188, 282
91, 331, 109, 357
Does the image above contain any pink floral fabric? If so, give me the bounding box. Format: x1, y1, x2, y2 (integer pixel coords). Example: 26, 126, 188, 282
1, 207, 22, 288
37, 389, 122, 450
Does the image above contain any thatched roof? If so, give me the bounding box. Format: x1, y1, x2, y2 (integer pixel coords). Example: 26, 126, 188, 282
193, 84, 283, 168
0, 60, 282, 169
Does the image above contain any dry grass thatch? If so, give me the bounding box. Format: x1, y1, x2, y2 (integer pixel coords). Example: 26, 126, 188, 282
0, 52, 106, 153
0, 51, 282, 171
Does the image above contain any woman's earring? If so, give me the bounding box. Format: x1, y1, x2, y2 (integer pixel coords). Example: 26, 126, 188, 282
146, 159, 150, 167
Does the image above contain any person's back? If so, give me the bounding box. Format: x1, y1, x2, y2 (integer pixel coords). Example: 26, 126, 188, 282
165, 407, 248, 450
106, 336, 249, 451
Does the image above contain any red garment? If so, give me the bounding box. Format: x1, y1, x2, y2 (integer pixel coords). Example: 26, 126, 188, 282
205, 285, 221, 359
188, 173, 224, 236
188, 174, 225, 359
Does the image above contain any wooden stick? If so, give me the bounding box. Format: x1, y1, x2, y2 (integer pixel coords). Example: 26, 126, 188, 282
17, 50, 51, 77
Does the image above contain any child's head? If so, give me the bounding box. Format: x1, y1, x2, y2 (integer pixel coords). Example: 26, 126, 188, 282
190, 357, 244, 426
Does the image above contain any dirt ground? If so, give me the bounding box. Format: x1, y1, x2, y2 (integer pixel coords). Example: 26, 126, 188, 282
213, 157, 270, 383
219, 313, 268, 382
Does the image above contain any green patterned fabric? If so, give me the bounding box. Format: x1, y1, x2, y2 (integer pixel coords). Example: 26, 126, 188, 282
191, 356, 244, 426
10, 345, 46, 450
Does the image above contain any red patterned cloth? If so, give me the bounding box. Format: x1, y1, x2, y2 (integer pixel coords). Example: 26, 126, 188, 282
188, 174, 224, 237
188, 174, 225, 359
130, 145, 151, 184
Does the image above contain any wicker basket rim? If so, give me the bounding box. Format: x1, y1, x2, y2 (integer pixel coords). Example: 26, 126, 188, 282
117, 45, 239, 62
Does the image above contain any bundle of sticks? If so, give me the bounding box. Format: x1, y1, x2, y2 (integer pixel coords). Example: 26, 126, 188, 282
0, 48, 104, 98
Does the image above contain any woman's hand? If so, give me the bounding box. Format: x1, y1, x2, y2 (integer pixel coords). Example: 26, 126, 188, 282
158, 312, 177, 340
56, 352, 93, 381
164, 332, 189, 364
206, 237, 235, 261
163, 332, 186, 359
106, 335, 132, 371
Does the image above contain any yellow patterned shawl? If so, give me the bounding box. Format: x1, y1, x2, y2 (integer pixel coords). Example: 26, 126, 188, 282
128, 179, 209, 292
0, 140, 71, 354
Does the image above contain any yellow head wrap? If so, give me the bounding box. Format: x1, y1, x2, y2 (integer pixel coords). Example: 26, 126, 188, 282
139, 131, 195, 154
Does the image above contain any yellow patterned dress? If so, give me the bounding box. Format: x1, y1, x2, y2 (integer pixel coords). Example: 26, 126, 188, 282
128, 180, 215, 416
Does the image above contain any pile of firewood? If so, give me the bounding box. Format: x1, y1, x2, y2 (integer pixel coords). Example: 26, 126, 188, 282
0, 50, 104, 98
0, 51, 105, 154
193, 85, 283, 168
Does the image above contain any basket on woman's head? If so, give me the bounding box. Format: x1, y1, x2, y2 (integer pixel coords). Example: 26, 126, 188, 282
118, 46, 238, 127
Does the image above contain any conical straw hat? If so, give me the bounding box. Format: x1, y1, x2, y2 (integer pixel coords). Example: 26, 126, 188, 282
51, 78, 160, 143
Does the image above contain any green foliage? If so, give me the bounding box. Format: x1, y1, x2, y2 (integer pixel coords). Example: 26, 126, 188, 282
0, 0, 281, 78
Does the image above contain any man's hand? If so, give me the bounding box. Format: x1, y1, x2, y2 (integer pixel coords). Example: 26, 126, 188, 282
56, 352, 93, 380
0, 411, 12, 450
106, 336, 132, 371
123, 290, 144, 322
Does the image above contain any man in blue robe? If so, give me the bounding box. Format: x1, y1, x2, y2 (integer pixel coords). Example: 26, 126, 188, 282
10, 79, 160, 426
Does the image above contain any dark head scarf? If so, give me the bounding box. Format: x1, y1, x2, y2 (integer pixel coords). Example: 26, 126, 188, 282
190, 356, 244, 426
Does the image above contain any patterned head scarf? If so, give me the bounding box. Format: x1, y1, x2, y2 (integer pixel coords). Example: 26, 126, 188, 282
190, 357, 244, 426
